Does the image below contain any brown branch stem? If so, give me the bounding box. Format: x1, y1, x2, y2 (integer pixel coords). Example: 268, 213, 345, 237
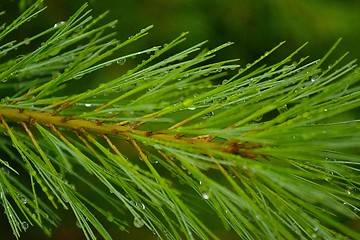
0, 107, 261, 158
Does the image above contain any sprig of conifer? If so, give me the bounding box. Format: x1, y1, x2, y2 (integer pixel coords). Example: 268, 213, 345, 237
0, 1, 359, 239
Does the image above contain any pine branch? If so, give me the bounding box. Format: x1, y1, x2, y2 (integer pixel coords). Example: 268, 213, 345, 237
1, 1, 360, 239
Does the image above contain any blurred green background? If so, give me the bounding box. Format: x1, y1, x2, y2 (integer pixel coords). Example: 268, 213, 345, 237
46, 0, 360, 64
4, 0, 360, 64
1, 0, 360, 239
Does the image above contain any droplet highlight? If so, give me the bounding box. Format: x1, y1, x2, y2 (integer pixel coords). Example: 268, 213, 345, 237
133, 217, 144, 228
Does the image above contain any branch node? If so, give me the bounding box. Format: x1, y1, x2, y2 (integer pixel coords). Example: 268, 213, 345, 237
28, 116, 36, 125
111, 129, 119, 135
94, 120, 103, 126
174, 133, 184, 139
60, 116, 74, 123
144, 131, 152, 137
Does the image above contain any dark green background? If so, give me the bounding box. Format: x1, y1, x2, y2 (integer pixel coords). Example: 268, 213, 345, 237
1, 0, 360, 239
47, 0, 360, 64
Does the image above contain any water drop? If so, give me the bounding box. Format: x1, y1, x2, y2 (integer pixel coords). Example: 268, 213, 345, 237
85, 103, 92, 107
74, 25, 83, 32
282, 65, 290, 70
24, 38, 31, 45
202, 193, 210, 200
135, 202, 146, 210
248, 78, 256, 86
222, 79, 230, 85
203, 112, 214, 119
311, 233, 318, 238
107, 213, 114, 222
73, 74, 83, 80
53, 21, 65, 29
310, 75, 319, 82
20, 196, 27, 205
116, 58, 126, 65
180, 165, 187, 171
302, 112, 310, 118
346, 187, 355, 195
133, 217, 144, 228
21, 221, 29, 230
277, 104, 288, 114
52, 72, 61, 79
76, 221, 82, 228
253, 115, 263, 122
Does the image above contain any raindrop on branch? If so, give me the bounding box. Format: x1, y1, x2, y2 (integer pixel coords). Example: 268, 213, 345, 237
310, 75, 319, 82
53, 21, 65, 29
107, 213, 114, 222
253, 115, 263, 122
202, 112, 214, 119
133, 217, 144, 228
20, 196, 27, 205
21, 221, 29, 230
116, 58, 126, 65
202, 192, 210, 200
277, 104, 288, 114
135, 202, 146, 210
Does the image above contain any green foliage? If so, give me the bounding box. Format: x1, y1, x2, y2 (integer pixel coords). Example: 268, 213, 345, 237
1, 1, 360, 239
